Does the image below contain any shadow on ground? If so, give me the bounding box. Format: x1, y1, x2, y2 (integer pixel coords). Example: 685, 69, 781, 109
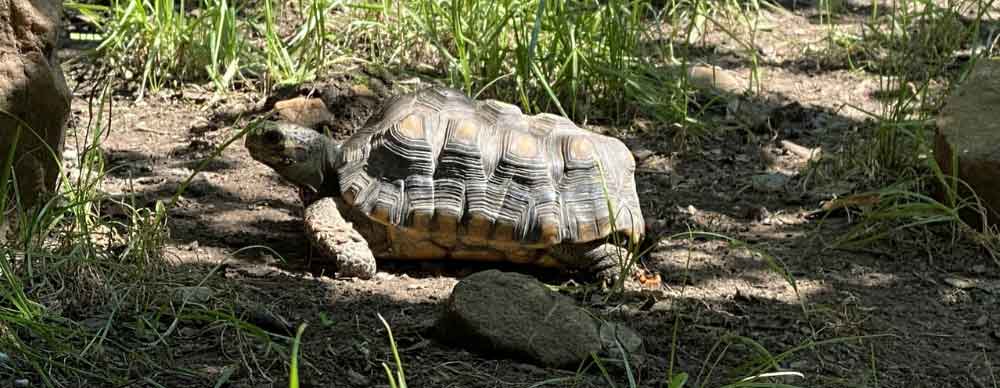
65, 23, 999, 386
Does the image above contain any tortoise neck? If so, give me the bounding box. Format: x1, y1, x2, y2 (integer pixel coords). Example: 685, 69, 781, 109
320, 140, 343, 197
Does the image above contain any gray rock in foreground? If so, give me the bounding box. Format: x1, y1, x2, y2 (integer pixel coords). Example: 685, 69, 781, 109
434, 270, 643, 369
935, 58, 1000, 226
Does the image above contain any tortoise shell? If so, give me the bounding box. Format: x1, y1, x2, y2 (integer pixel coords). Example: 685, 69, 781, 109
334, 87, 643, 262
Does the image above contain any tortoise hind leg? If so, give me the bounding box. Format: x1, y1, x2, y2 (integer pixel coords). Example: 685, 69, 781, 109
304, 197, 377, 279
548, 241, 637, 284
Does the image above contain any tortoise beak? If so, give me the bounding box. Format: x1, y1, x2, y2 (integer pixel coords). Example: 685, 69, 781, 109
246, 122, 293, 167
245, 121, 332, 193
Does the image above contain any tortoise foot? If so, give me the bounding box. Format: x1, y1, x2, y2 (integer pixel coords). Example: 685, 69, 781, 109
304, 197, 377, 279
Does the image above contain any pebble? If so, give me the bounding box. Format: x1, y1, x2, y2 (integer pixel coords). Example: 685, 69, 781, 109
511, 362, 546, 374
631, 148, 655, 161
789, 360, 811, 371
944, 277, 977, 290
173, 286, 214, 304
750, 173, 789, 193
346, 369, 369, 386
650, 300, 674, 312
13, 378, 28, 387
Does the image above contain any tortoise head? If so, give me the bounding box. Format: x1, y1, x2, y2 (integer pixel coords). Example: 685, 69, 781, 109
245, 121, 341, 195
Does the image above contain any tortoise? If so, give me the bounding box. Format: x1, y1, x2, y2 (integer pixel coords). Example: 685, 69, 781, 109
245, 87, 644, 281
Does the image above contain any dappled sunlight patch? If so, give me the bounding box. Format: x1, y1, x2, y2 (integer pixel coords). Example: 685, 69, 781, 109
663, 273, 827, 306
743, 226, 810, 242
648, 238, 814, 304
9, 0, 993, 384
671, 205, 747, 234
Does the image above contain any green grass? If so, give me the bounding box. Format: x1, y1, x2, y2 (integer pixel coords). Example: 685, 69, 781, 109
348, 0, 716, 129
797, 0, 1000, 257
258, 0, 336, 86
66, 0, 334, 94
378, 313, 408, 388
24, 0, 1000, 385
289, 323, 308, 388
0, 81, 295, 386
67, 0, 234, 96
69, 0, 747, 142
0, 84, 155, 386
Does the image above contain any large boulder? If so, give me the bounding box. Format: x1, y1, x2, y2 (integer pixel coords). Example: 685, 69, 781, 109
434, 270, 643, 369
0, 0, 71, 209
934, 59, 1000, 227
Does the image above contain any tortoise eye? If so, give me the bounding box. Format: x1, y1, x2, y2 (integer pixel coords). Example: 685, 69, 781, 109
263, 129, 284, 144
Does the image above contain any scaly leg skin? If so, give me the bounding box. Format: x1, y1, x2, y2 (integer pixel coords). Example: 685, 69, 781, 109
303, 197, 377, 279
551, 241, 636, 286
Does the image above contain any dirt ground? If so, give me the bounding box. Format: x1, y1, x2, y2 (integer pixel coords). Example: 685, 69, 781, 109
54, 3, 1000, 388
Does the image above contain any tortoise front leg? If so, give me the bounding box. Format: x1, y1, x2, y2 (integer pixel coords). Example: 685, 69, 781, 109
549, 241, 637, 285
304, 197, 377, 279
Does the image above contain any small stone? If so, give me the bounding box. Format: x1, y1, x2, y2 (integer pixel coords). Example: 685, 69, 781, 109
182, 88, 212, 102
179, 327, 199, 337
789, 360, 811, 371
189, 118, 218, 134
13, 378, 29, 387
750, 173, 789, 193
234, 303, 293, 335
807, 182, 856, 200
944, 277, 977, 289
81, 317, 107, 331
350, 84, 376, 98
434, 270, 643, 369
973, 315, 989, 328
650, 300, 674, 312
644, 217, 668, 234
632, 148, 655, 161
511, 362, 546, 374
213, 100, 257, 121
747, 206, 772, 222
686, 64, 746, 96
173, 286, 214, 304
274, 97, 334, 128
346, 369, 370, 386
972, 265, 987, 274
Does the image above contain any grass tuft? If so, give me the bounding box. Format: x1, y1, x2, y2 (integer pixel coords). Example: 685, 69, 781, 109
378, 313, 408, 388
313, 0, 725, 141
289, 323, 308, 388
